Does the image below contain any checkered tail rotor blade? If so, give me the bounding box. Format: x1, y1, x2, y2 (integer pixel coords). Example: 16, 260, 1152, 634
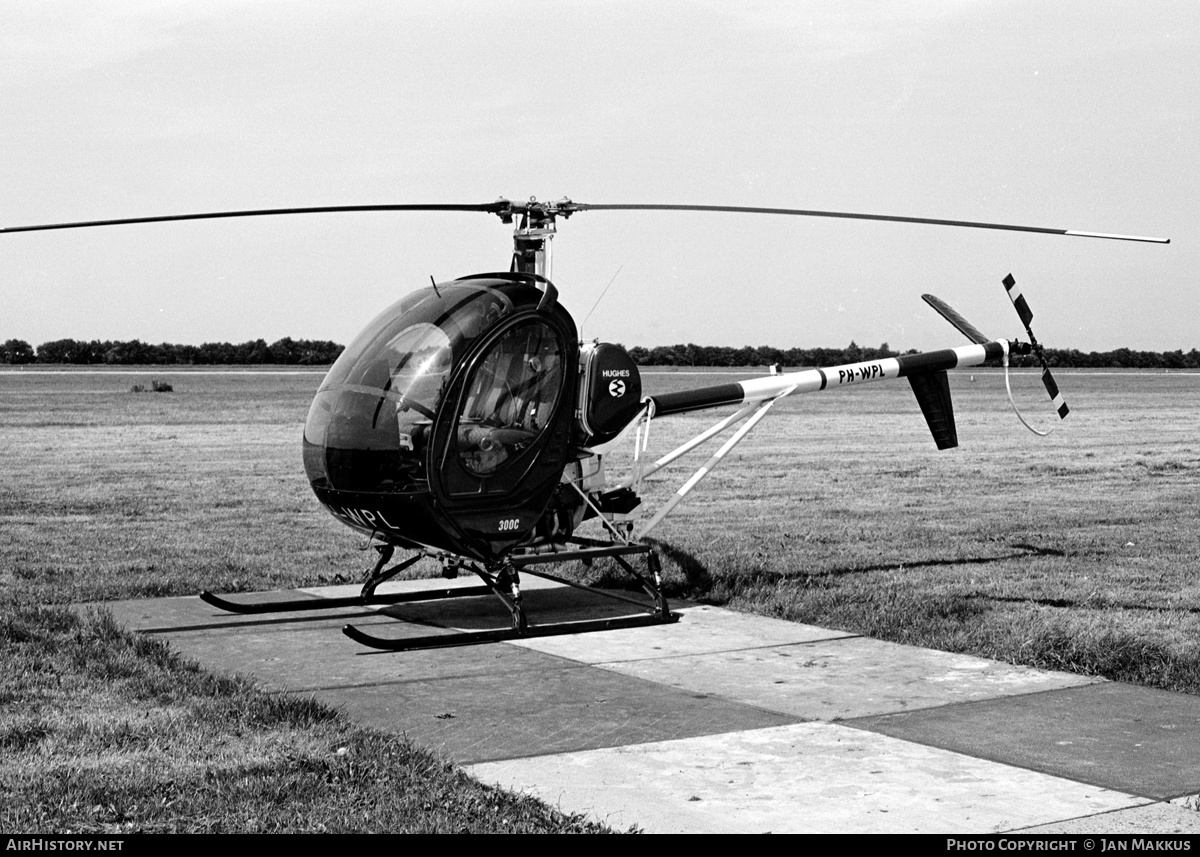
1003, 274, 1069, 421
1041, 365, 1069, 420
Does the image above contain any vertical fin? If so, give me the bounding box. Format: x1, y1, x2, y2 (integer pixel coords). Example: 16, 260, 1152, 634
907, 370, 958, 450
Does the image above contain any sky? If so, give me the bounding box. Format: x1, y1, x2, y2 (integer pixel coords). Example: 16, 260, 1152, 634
2, 1, 1195, 353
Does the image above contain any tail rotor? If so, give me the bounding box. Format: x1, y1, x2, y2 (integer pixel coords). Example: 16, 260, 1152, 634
1002, 273, 1069, 422
922, 276, 1069, 438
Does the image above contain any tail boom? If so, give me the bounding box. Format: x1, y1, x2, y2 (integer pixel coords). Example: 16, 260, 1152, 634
644, 341, 1007, 418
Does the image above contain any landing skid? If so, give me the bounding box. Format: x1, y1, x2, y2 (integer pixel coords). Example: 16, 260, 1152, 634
198, 584, 493, 615
344, 611, 678, 651
342, 540, 678, 652
199, 539, 678, 650
199, 546, 493, 615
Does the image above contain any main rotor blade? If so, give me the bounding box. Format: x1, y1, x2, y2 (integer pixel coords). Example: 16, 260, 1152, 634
0, 203, 509, 234
921, 294, 992, 345
565, 203, 1170, 244
3, 198, 1170, 245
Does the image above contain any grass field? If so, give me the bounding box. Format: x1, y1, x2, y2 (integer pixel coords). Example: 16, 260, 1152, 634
2, 365, 1198, 830
635, 368, 1200, 689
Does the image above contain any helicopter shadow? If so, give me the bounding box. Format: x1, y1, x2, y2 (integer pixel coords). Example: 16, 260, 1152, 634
641, 539, 1066, 603
645, 540, 1195, 616
967, 593, 1200, 615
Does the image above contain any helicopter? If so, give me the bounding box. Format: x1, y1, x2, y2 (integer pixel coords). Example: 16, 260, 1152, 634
2, 199, 1169, 650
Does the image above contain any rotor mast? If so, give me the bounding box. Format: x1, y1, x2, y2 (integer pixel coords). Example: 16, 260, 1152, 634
496, 198, 576, 278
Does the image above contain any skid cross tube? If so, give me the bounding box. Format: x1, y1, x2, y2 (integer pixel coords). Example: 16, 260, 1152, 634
513, 543, 671, 620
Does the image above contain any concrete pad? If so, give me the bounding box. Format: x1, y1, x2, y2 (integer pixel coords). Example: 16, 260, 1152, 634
592, 635, 1100, 721
164, 616, 571, 690
88, 589, 1200, 832
1022, 801, 1200, 834
849, 682, 1200, 800
511, 603, 855, 663
315, 666, 798, 764
99, 589, 800, 765
467, 721, 1142, 834
101, 592, 357, 633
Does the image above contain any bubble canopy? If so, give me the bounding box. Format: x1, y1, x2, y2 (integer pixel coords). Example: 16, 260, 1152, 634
302, 282, 514, 493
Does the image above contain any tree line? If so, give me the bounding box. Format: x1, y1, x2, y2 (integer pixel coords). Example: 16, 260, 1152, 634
624, 342, 1200, 370
2, 337, 1198, 369
0, 337, 344, 366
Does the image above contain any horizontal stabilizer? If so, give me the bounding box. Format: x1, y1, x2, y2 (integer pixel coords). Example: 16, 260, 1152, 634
908, 369, 958, 450
922, 294, 991, 345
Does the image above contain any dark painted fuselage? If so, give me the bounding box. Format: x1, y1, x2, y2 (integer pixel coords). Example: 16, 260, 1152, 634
302, 273, 578, 563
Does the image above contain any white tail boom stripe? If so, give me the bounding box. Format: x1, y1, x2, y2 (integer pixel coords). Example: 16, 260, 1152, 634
645, 342, 1005, 417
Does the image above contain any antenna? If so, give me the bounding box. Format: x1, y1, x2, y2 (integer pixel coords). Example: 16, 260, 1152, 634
580, 265, 624, 340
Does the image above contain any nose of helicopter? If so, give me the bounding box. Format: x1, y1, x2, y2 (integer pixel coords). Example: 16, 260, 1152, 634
302, 281, 512, 494
300, 273, 579, 561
